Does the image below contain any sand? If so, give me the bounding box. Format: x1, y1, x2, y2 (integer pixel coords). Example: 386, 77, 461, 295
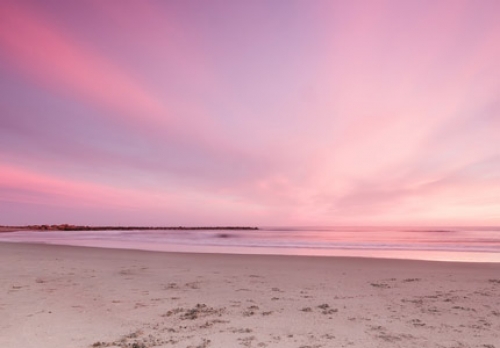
1, 243, 499, 348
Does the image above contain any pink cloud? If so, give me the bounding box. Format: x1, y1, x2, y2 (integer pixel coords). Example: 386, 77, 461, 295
0, 0, 226, 153
0, 164, 151, 209
0, 1, 499, 226
0, 163, 275, 225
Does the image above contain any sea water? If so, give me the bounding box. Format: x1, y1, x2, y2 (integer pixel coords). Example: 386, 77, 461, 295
1, 226, 499, 262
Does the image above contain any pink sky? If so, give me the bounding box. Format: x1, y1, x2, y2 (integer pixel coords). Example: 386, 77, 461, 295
1, 0, 499, 226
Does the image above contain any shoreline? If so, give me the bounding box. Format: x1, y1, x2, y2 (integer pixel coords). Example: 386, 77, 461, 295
2, 226, 500, 264
0, 240, 476, 264
1, 239, 499, 264
1, 243, 500, 347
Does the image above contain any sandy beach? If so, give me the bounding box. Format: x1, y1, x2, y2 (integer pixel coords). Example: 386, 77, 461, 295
1, 243, 499, 348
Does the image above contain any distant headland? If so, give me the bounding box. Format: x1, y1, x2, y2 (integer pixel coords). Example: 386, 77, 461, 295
0, 225, 259, 232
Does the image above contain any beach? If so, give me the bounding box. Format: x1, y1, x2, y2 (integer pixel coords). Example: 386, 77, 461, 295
1, 243, 499, 348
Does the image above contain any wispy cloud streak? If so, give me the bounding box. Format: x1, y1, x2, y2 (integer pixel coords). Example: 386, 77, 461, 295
0, 0, 499, 225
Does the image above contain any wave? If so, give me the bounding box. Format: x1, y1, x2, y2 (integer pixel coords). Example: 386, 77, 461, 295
1, 226, 500, 261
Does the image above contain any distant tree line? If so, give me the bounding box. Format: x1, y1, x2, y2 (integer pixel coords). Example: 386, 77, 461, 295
0, 224, 259, 232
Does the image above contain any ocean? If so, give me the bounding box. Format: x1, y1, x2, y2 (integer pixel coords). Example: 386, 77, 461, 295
1, 226, 499, 262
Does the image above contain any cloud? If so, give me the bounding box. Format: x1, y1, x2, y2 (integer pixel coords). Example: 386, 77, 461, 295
0, 0, 499, 225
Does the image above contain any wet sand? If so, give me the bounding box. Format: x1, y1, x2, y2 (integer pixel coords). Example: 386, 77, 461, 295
1, 243, 499, 348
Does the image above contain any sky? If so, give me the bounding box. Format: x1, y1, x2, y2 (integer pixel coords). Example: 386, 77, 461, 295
0, 0, 499, 226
